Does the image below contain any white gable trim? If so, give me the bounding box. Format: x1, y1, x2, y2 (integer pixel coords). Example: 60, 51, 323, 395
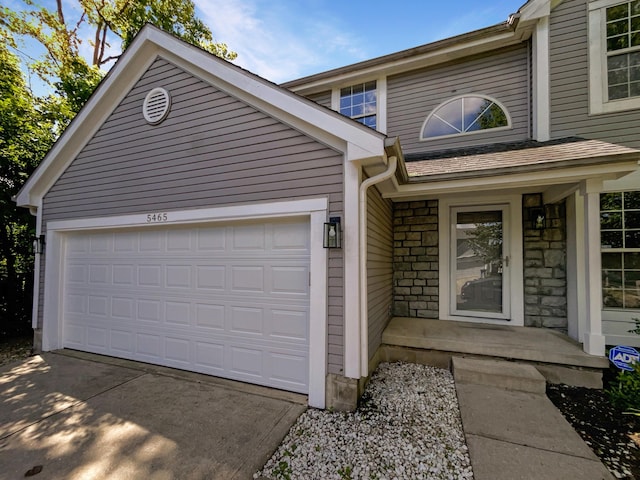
15, 25, 385, 209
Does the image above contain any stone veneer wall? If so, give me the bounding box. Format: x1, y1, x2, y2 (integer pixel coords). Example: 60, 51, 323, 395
392, 200, 439, 318
522, 194, 568, 331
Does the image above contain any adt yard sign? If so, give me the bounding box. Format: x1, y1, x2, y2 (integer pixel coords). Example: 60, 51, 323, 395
609, 346, 640, 371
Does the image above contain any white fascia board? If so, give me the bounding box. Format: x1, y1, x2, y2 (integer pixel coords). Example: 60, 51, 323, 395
152, 32, 385, 161
15, 33, 160, 209
388, 162, 639, 199
16, 26, 385, 209
287, 31, 522, 96
518, 0, 551, 22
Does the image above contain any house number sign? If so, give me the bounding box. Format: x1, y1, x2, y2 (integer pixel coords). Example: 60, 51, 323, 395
146, 212, 168, 223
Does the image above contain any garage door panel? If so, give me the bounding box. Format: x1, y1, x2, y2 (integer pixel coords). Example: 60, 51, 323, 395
62, 219, 310, 393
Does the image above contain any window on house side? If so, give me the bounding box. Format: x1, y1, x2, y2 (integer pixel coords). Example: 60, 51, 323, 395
601, 191, 640, 310
589, 0, 640, 113
605, 1, 640, 100
339, 81, 376, 129
420, 95, 510, 141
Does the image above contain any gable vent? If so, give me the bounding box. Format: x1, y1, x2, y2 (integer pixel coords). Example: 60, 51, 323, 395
143, 87, 171, 125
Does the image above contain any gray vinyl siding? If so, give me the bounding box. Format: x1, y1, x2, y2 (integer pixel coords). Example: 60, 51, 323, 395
550, 0, 640, 148
39, 57, 346, 375
367, 185, 393, 359
306, 91, 332, 109
387, 44, 531, 156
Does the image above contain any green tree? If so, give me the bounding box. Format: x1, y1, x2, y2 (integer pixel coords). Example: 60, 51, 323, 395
0, 0, 236, 338
1, 0, 236, 116
0, 44, 57, 337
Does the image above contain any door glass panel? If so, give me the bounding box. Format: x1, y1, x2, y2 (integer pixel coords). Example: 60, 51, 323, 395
455, 210, 503, 313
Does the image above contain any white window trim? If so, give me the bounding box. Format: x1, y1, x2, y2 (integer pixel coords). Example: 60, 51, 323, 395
419, 94, 512, 142
589, 0, 640, 114
331, 76, 387, 134
41, 198, 328, 409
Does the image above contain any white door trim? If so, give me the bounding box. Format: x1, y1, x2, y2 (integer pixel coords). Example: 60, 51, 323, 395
449, 204, 511, 320
43, 198, 328, 408
439, 194, 524, 326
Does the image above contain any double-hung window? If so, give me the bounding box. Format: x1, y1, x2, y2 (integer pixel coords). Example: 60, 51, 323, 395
339, 81, 377, 129
601, 191, 640, 310
589, 0, 640, 113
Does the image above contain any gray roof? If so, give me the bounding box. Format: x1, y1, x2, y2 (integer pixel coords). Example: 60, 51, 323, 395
404, 137, 640, 182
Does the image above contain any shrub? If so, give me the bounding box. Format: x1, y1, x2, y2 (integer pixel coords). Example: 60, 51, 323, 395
607, 361, 640, 412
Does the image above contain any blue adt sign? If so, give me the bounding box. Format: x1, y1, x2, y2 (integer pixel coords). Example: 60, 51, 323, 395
609, 346, 640, 371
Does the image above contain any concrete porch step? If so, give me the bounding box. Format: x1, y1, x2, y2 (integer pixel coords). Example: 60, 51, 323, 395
380, 317, 609, 389
451, 357, 546, 394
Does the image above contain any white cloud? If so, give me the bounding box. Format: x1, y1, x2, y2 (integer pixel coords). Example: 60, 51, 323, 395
194, 0, 368, 83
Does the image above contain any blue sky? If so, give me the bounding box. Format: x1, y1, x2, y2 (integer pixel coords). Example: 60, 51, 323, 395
193, 0, 526, 83
11, 0, 526, 90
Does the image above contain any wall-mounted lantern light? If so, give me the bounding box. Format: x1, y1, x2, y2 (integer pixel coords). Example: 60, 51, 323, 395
532, 209, 545, 230
323, 217, 341, 248
32, 234, 46, 254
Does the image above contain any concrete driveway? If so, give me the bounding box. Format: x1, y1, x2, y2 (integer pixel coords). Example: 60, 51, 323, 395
0, 351, 306, 480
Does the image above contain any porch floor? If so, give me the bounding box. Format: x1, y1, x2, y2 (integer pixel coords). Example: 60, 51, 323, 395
380, 317, 609, 388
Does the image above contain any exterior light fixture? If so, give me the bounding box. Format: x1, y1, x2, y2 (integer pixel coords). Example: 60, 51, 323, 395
532, 209, 545, 230
323, 217, 341, 248
32, 234, 46, 254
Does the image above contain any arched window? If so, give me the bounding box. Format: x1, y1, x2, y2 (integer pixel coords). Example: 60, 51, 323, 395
420, 95, 511, 140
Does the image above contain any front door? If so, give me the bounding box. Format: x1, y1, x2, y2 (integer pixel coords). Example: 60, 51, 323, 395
451, 205, 510, 320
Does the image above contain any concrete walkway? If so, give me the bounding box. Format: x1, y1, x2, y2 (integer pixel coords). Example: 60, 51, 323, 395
0, 351, 306, 480
453, 357, 614, 480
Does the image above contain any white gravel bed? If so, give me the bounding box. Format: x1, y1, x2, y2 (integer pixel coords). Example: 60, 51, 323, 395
256, 362, 474, 480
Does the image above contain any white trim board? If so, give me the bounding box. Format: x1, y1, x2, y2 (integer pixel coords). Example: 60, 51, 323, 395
43, 198, 328, 408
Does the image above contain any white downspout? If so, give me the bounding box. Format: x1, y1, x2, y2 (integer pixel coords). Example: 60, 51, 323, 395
358, 155, 398, 376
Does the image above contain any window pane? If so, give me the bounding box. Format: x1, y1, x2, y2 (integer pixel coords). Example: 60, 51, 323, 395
602, 230, 624, 248
423, 116, 459, 137
625, 270, 640, 284
633, 0, 640, 15
603, 252, 623, 269
624, 289, 640, 308
609, 83, 629, 99
604, 288, 624, 307
609, 67, 629, 85
601, 211, 623, 229
625, 191, 640, 208
632, 31, 640, 46
626, 230, 640, 247
361, 115, 376, 128
601, 192, 623, 210
604, 269, 623, 288
438, 99, 463, 131
608, 4, 629, 21
626, 252, 640, 269
608, 18, 630, 37
625, 211, 640, 228
609, 34, 630, 51
633, 15, 640, 31
609, 54, 629, 70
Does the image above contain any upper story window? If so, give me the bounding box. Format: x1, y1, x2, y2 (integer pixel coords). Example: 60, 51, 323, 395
605, 1, 640, 100
339, 81, 377, 129
420, 95, 510, 141
589, 0, 640, 113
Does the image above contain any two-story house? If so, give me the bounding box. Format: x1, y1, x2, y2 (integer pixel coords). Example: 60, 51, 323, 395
15, 0, 640, 411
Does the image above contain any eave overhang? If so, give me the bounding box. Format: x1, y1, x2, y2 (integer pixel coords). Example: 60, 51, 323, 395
282, 21, 532, 95
14, 25, 387, 210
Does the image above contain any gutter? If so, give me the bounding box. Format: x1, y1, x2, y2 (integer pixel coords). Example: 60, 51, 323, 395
358, 138, 400, 376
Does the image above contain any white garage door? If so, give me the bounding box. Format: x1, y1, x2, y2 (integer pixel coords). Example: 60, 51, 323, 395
61, 219, 310, 393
